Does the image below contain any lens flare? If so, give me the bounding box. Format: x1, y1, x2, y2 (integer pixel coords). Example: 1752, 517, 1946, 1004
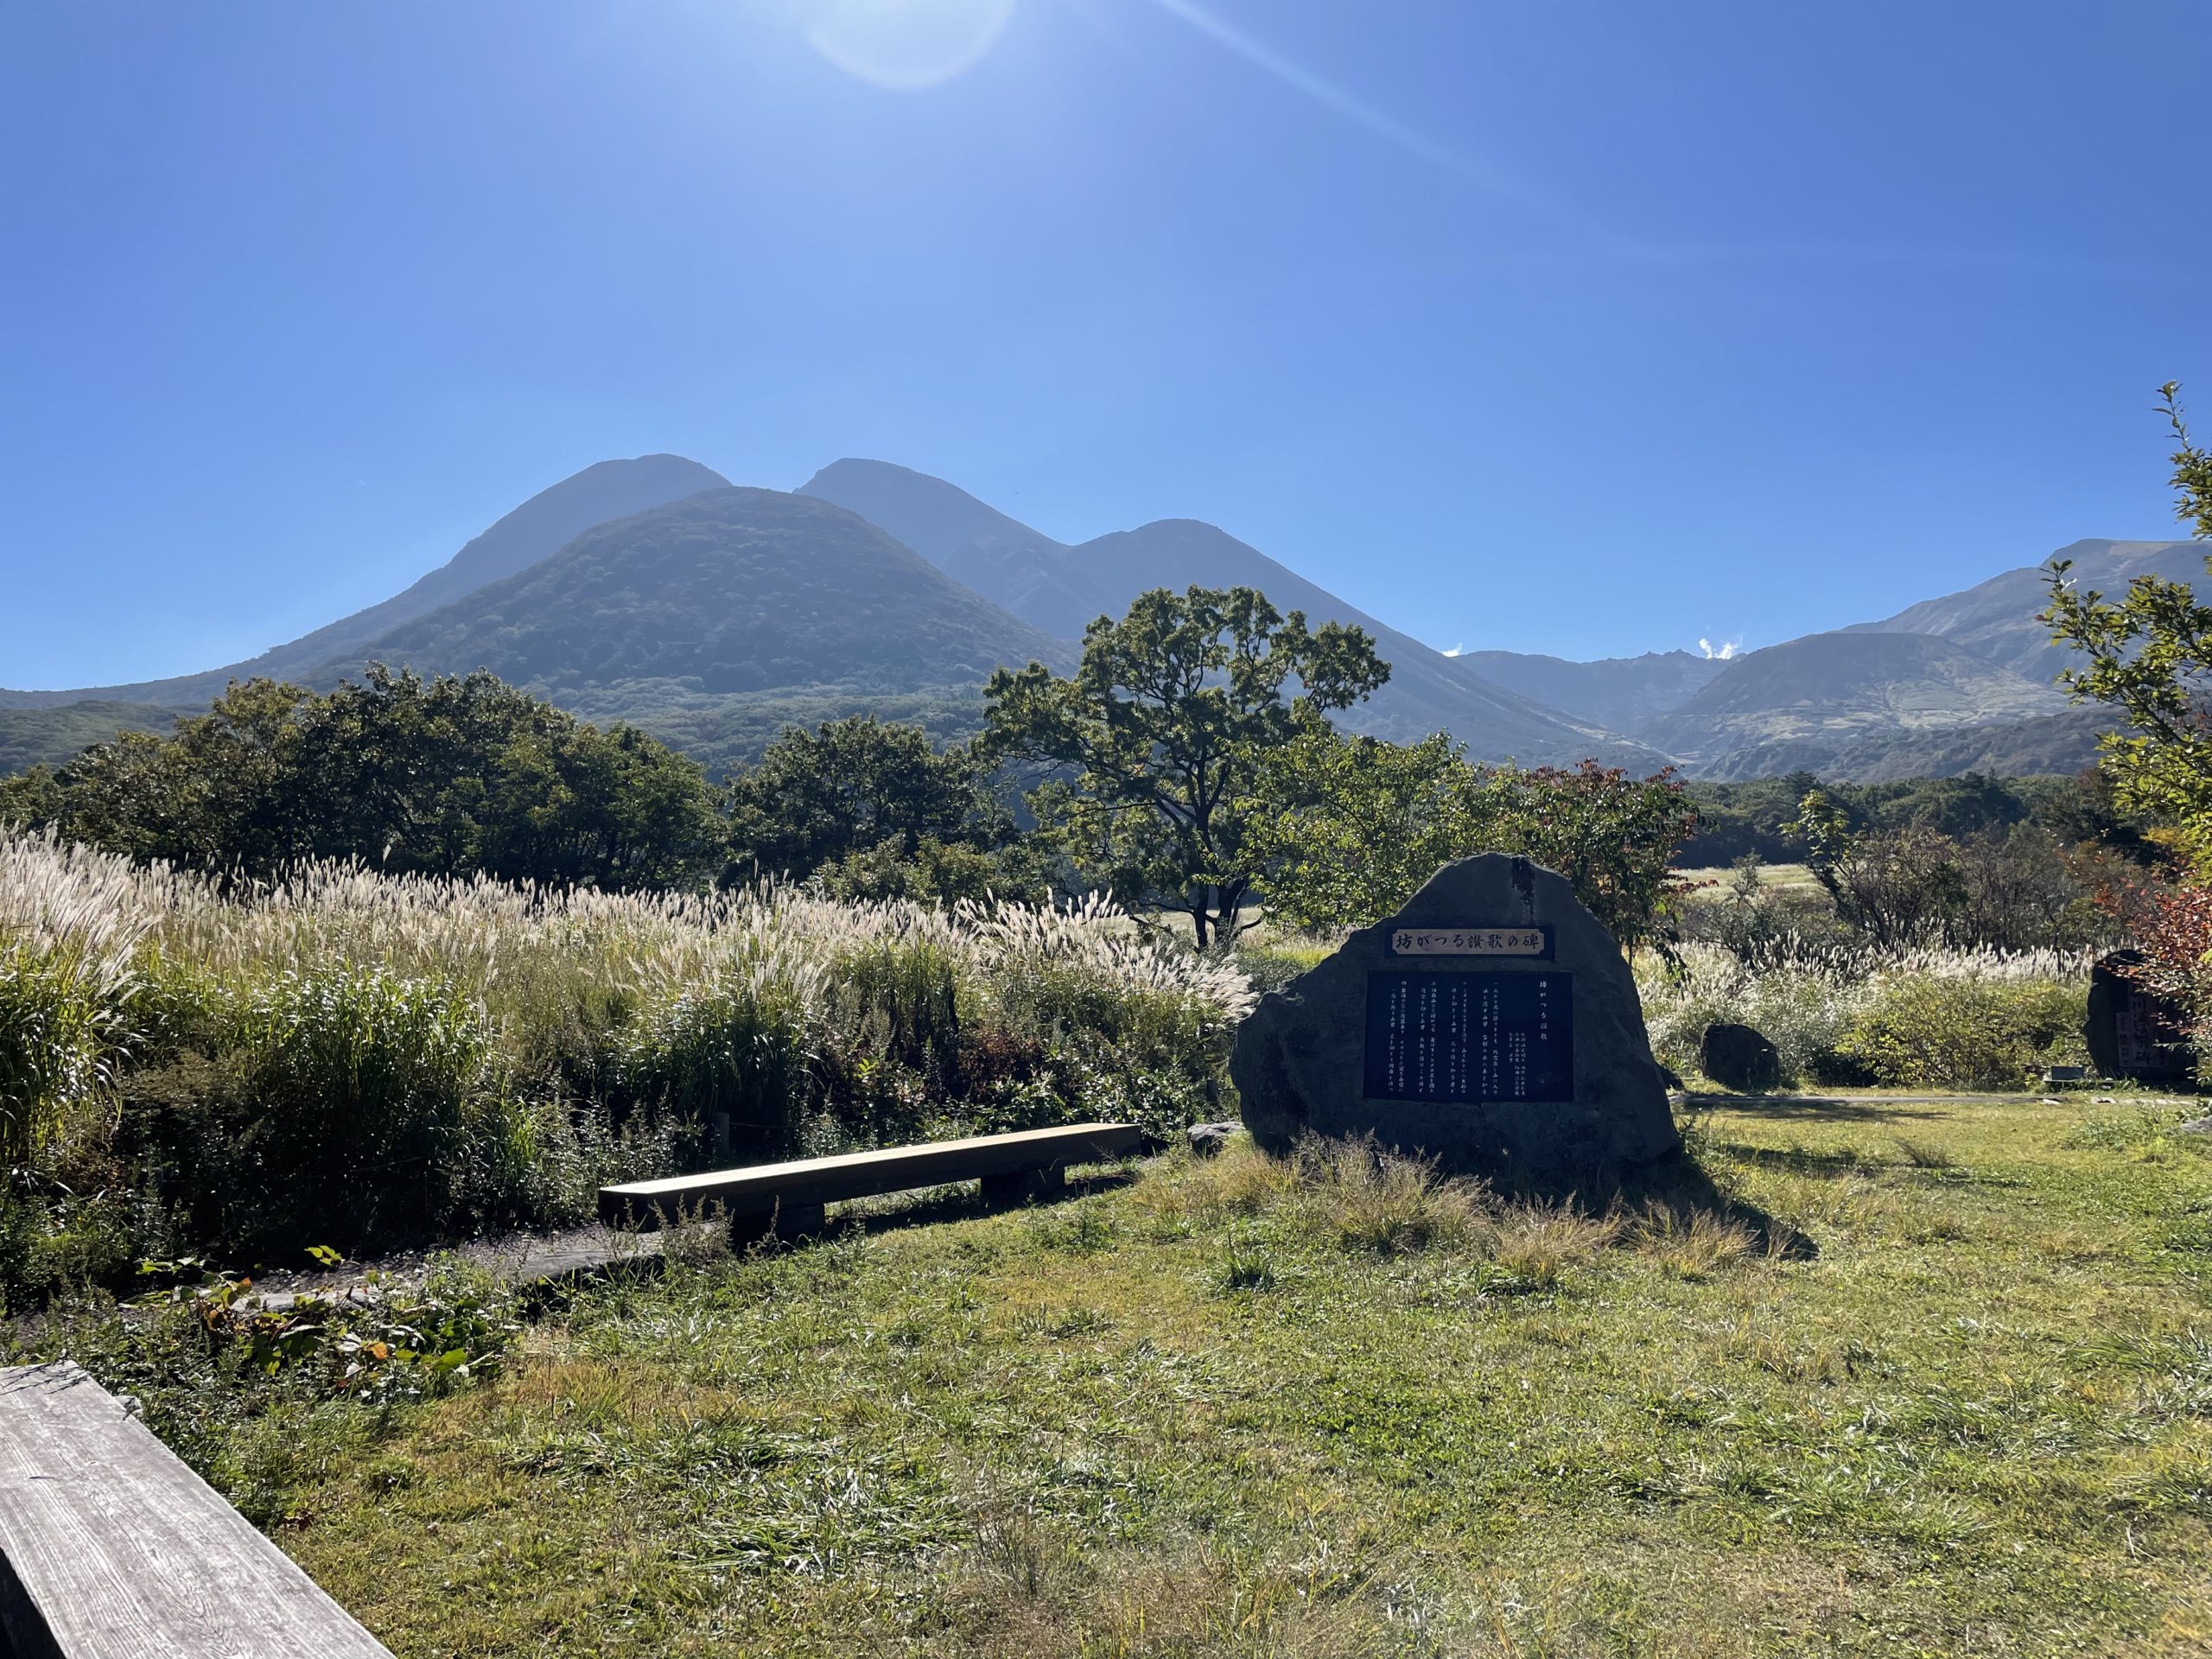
806, 0, 1020, 90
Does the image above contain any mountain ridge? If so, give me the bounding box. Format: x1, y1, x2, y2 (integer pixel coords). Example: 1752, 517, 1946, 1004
0, 454, 732, 710
316, 486, 1071, 699
5, 450, 2190, 786
1633, 631, 2072, 776
1842, 536, 2206, 681
800, 460, 1662, 767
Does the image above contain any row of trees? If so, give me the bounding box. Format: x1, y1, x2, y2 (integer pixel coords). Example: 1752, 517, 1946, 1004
9, 374, 2201, 967
0, 671, 723, 890
0, 590, 1699, 948
1675, 769, 2148, 870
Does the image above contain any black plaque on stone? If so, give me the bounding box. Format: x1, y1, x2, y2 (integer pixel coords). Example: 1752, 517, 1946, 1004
2087, 950, 2193, 1084
1362, 970, 1573, 1103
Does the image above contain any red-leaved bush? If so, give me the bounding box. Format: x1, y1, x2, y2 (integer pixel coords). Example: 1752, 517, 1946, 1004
2101, 877, 2212, 1052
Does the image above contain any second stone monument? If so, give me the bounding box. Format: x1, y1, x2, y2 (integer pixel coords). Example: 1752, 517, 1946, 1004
1231, 853, 1680, 1180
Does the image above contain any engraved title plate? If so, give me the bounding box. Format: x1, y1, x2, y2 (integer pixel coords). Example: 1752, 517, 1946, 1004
1387, 925, 1553, 958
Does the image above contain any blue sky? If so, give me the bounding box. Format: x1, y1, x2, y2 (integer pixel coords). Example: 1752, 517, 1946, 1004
3, 1, 2207, 688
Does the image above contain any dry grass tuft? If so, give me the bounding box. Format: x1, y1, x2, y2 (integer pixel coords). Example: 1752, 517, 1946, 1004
1627, 1205, 1758, 1280
1149, 1139, 1304, 1223
1287, 1135, 1486, 1256
952, 1529, 1426, 1659
1478, 1200, 1625, 1287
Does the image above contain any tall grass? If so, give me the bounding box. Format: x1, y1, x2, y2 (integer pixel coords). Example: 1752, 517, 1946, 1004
0, 830, 1253, 1288
0, 832, 148, 1165
1640, 941, 2094, 1090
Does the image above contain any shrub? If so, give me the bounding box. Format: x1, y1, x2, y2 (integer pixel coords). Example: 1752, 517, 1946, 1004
813, 836, 1016, 906
1231, 941, 1329, 995
1838, 976, 2087, 1090
201, 966, 498, 1255
1639, 949, 1873, 1088
615, 962, 817, 1162
830, 938, 962, 1082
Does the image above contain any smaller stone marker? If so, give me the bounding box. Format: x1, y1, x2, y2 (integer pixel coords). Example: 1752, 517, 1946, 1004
1231, 853, 1681, 1180
1700, 1021, 1781, 1094
2086, 950, 2193, 1085
1185, 1122, 1238, 1158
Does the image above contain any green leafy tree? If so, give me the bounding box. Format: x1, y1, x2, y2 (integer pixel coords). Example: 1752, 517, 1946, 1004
722, 715, 1013, 884
1784, 786, 1859, 897
982, 586, 1389, 945
1256, 740, 1696, 952
2042, 382, 2212, 859
0, 668, 723, 889
1466, 762, 1699, 953
1788, 786, 2004, 950
812, 836, 1035, 906
1249, 731, 1470, 936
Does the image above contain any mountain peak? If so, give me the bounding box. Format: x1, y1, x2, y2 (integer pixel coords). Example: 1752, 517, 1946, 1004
0, 453, 734, 709
340, 485, 1070, 698
799, 459, 1064, 568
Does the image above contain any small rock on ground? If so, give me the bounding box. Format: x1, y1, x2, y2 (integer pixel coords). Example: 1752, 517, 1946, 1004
1186, 1122, 1240, 1158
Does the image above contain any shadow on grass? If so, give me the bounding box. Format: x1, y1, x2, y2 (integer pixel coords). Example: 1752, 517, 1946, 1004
1491, 1149, 1819, 1260
823, 1166, 1144, 1243
1706, 1141, 1895, 1177
1684, 1093, 1946, 1122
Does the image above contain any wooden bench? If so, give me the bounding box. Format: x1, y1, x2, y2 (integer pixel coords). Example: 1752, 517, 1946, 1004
599, 1121, 1147, 1239
0, 1362, 393, 1659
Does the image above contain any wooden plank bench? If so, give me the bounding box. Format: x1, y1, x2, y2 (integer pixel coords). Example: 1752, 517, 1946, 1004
599, 1121, 1147, 1238
0, 1361, 393, 1659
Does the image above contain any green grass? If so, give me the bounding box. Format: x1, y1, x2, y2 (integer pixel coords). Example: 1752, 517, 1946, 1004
30, 1096, 2212, 1656
1675, 861, 1822, 899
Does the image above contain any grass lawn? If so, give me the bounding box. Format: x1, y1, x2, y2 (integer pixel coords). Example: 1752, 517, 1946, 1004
99, 1097, 2212, 1656
1675, 863, 1824, 902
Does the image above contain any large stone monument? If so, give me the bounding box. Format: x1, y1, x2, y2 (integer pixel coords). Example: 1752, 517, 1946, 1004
2086, 950, 2193, 1085
1231, 854, 1680, 1179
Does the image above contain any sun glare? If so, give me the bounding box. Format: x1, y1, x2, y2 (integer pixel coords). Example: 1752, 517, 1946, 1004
804, 0, 1020, 90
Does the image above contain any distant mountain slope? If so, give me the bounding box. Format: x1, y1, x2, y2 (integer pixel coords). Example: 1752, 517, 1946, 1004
327, 486, 1071, 698
1803, 708, 2109, 784
0, 454, 730, 711
1456, 649, 1728, 734
0, 701, 187, 776
798, 459, 1114, 639
1846, 537, 2206, 680
803, 460, 1658, 766
1635, 632, 2070, 776
559, 682, 992, 779
1065, 519, 1659, 761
